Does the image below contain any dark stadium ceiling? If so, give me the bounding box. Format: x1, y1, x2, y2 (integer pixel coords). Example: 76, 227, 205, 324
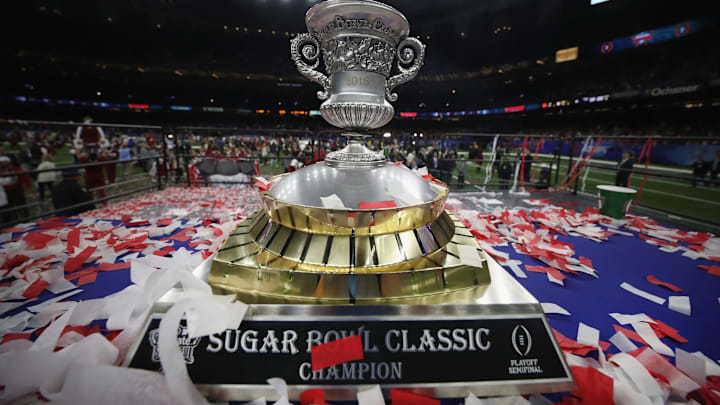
3, 0, 713, 60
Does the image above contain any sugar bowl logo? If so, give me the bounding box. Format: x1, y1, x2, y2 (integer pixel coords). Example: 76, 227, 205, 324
511, 324, 533, 357
149, 326, 201, 364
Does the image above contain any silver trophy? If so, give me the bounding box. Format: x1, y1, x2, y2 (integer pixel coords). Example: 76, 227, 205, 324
291, 0, 425, 166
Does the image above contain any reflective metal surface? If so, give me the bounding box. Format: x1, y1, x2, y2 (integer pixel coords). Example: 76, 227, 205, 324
262, 178, 448, 236
209, 211, 490, 301
268, 162, 437, 209
291, 0, 425, 134
325, 137, 386, 168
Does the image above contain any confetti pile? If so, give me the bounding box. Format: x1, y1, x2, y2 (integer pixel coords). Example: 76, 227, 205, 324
0, 187, 718, 404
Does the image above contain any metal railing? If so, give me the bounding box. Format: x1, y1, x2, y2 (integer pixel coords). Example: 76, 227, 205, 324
3, 118, 719, 229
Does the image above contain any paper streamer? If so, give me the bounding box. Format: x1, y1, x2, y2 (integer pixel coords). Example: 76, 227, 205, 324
52, 364, 174, 405
31, 304, 76, 352
577, 322, 600, 347
676, 348, 707, 386
620, 282, 666, 305
157, 299, 209, 405
320, 194, 345, 209
458, 245, 486, 267
609, 313, 656, 326
267, 377, 290, 405
634, 347, 700, 397
610, 352, 663, 396
668, 296, 691, 316
630, 322, 674, 357
504, 260, 527, 278
609, 331, 639, 353
541, 303, 570, 316
691, 351, 720, 377
356, 385, 385, 405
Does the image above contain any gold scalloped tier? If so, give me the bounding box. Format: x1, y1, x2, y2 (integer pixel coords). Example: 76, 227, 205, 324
259, 173, 449, 236
208, 211, 490, 303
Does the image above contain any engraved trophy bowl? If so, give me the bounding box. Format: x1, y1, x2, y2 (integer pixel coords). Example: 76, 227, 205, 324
290, 0, 426, 166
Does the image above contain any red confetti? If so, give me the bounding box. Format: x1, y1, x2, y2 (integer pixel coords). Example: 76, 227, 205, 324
60, 325, 101, 338
648, 318, 688, 343
687, 244, 705, 252
67, 228, 80, 253
23, 231, 57, 250
2, 227, 27, 233
391, 389, 440, 405
553, 329, 610, 355
65, 266, 98, 281
189, 240, 212, 248
5, 254, 30, 269
569, 365, 615, 405
156, 218, 173, 226
311, 334, 364, 371
698, 264, 720, 277
22, 279, 49, 298
78, 272, 98, 286
97, 262, 131, 271
299, 389, 329, 405
358, 200, 397, 210
578, 256, 593, 269
613, 324, 648, 345
1, 333, 32, 344
646, 275, 683, 293
153, 247, 176, 256
64, 246, 97, 272
254, 181, 272, 191
525, 264, 566, 282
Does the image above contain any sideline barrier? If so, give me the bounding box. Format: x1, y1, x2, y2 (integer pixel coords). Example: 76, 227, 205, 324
2, 119, 719, 228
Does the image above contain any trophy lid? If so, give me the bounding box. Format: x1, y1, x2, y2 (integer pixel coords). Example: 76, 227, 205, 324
305, 0, 410, 46
269, 161, 436, 209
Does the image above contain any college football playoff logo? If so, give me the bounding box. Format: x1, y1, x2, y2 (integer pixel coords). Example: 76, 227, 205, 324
149, 326, 201, 364
511, 324, 532, 357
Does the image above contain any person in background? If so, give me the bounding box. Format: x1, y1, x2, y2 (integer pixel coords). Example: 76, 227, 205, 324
709, 151, 719, 187
77, 147, 107, 200
116, 140, 132, 179
102, 145, 118, 185
36, 154, 56, 205
0, 156, 15, 223
474, 143, 484, 175
498, 159, 514, 190
615, 151, 634, 187
522, 151, 533, 187
457, 155, 467, 190
51, 169, 94, 217
427, 150, 439, 178
0, 155, 31, 221
691, 155, 707, 188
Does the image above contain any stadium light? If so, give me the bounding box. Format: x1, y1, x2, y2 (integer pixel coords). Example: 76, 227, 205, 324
383, 132, 391, 138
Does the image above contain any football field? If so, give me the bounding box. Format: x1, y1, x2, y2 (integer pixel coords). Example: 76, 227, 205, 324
454, 155, 720, 225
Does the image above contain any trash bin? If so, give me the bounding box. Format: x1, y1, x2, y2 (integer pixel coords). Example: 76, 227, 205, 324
596, 185, 637, 219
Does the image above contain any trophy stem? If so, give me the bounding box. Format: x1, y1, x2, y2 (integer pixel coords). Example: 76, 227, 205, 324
324, 132, 385, 168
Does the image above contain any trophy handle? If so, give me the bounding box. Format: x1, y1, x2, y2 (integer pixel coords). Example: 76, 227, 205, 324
385, 37, 426, 102
290, 33, 331, 101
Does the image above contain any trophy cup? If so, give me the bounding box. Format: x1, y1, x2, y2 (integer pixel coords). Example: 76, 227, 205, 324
126, 0, 574, 400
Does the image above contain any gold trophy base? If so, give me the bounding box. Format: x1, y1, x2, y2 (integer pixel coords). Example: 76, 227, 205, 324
208, 210, 491, 304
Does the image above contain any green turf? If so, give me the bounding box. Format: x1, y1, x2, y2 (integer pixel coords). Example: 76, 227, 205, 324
446, 158, 720, 224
